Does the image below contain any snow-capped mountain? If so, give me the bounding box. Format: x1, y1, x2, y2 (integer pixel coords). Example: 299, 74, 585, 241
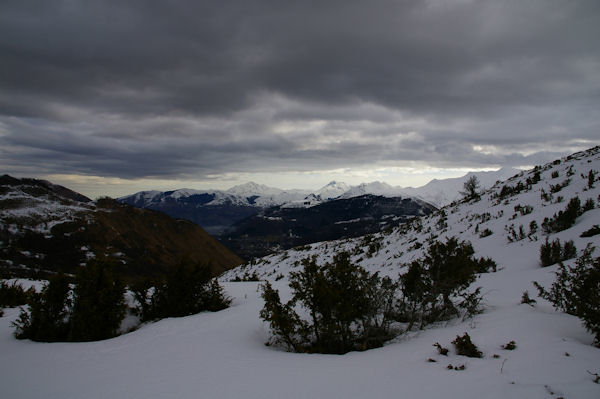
225, 182, 286, 198
282, 181, 351, 208
338, 181, 398, 199
120, 183, 309, 208
118, 168, 516, 233
313, 180, 351, 200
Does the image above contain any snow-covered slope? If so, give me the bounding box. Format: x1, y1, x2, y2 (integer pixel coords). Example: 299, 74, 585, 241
398, 167, 521, 207
3, 149, 599, 398
218, 147, 600, 397
0, 176, 94, 234
0, 176, 242, 278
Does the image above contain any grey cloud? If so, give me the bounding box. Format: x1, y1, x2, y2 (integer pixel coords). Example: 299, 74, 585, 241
0, 0, 599, 182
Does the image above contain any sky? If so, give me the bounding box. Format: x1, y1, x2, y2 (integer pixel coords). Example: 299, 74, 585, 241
1, 0, 599, 199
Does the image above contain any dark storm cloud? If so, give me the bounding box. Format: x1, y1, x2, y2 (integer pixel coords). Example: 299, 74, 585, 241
1, 0, 599, 180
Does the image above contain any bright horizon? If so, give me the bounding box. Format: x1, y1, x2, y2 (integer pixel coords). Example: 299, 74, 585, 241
26, 165, 521, 200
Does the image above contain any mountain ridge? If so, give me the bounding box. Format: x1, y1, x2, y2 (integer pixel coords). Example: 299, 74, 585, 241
120, 168, 519, 209
0, 176, 242, 279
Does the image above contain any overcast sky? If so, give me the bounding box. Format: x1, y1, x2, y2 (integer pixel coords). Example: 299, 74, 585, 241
1, 0, 599, 198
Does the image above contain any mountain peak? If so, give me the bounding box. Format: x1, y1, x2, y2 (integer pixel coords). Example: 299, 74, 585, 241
314, 181, 350, 200
324, 180, 342, 186
226, 182, 282, 196
338, 181, 398, 199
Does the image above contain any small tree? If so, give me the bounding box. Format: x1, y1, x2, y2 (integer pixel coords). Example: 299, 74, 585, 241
425, 237, 480, 317
540, 238, 577, 267
69, 260, 126, 341
134, 261, 230, 322
398, 260, 429, 330
397, 237, 491, 328
460, 176, 480, 200
260, 252, 398, 354
0, 281, 31, 308
260, 281, 306, 352
534, 244, 600, 346
13, 274, 71, 341
13, 261, 128, 342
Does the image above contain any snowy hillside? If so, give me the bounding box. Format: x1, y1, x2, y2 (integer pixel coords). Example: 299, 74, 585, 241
0, 175, 94, 235
398, 167, 521, 207
221, 153, 595, 282
0, 177, 242, 278
216, 147, 600, 397
2, 148, 600, 398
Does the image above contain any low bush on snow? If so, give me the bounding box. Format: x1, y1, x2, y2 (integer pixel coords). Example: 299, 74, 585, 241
261, 237, 494, 354
0, 280, 31, 308
542, 197, 582, 234
452, 332, 482, 358
13, 260, 126, 342
12, 259, 231, 341
133, 261, 230, 322
539, 238, 577, 267
535, 244, 600, 346
261, 251, 398, 354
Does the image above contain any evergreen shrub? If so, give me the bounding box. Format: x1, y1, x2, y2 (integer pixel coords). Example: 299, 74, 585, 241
134, 261, 230, 322
0, 280, 31, 308
452, 332, 482, 357
69, 261, 126, 341
261, 238, 492, 354
13, 260, 127, 342
535, 245, 600, 346
12, 273, 71, 341
542, 197, 581, 234
540, 238, 577, 267
260, 252, 398, 354
581, 225, 600, 238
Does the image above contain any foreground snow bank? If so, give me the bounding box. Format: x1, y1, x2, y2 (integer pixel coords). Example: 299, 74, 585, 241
1, 277, 599, 399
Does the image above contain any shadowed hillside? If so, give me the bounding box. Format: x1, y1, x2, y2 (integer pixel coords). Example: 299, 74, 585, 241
0, 177, 242, 280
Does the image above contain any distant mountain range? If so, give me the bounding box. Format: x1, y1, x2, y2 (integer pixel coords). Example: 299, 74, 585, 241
119, 168, 519, 235
116, 168, 518, 259
0, 175, 242, 279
